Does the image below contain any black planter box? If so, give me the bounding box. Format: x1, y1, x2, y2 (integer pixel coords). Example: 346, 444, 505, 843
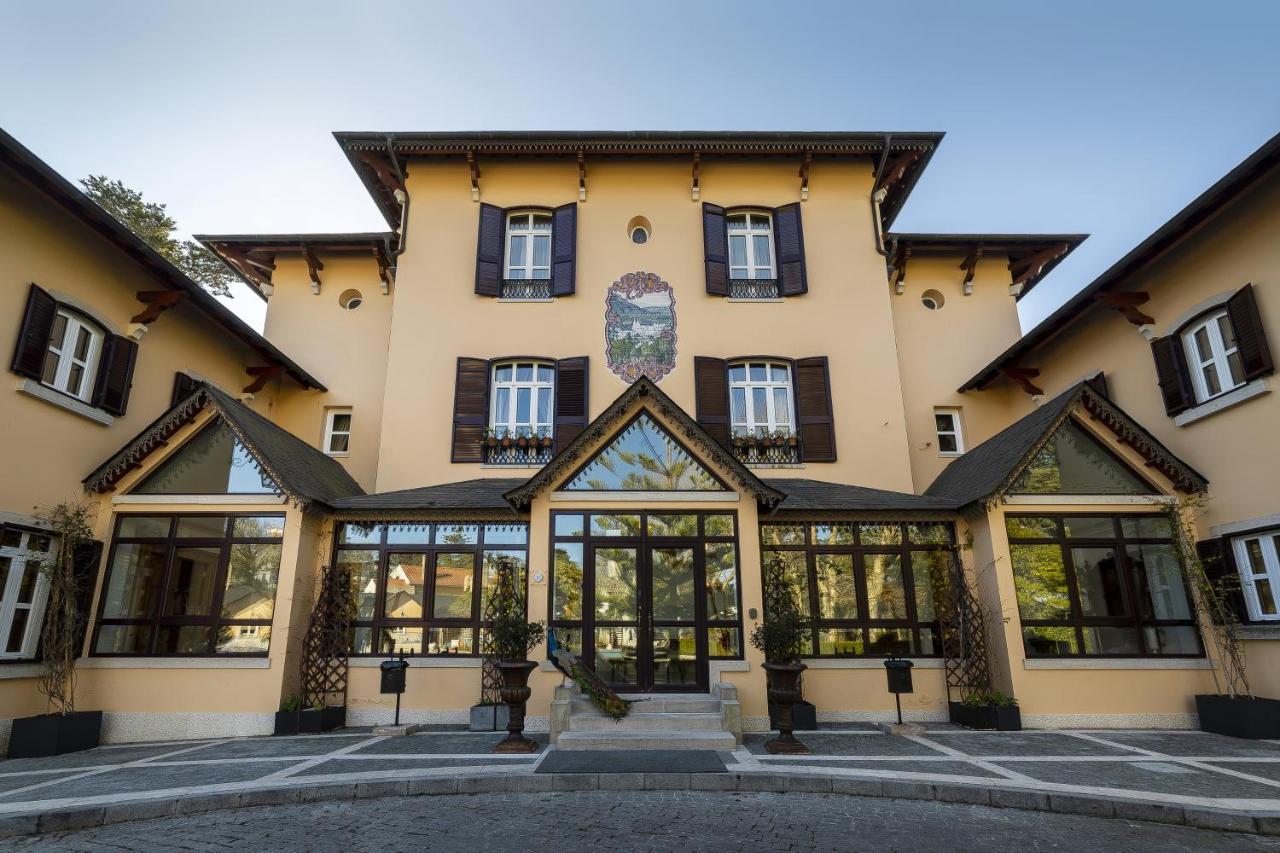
273, 710, 300, 736
949, 701, 1022, 731
298, 706, 346, 733
1196, 694, 1280, 739
9, 711, 103, 758
769, 700, 817, 731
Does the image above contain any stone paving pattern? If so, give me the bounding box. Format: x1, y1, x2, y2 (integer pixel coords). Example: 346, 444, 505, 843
11, 791, 1280, 852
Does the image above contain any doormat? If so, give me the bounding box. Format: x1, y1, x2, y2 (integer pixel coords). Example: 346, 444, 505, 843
536, 750, 727, 774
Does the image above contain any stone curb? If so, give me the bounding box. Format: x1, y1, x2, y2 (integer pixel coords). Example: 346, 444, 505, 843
0, 769, 1275, 839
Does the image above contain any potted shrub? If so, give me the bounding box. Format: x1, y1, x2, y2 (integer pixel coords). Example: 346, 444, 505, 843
483, 429, 499, 449
949, 690, 1021, 731
751, 554, 812, 754
298, 701, 346, 733
10, 503, 103, 759
274, 694, 302, 736
500, 430, 513, 449
1176, 499, 1280, 738
515, 429, 529, 450
488, 556, 545, 753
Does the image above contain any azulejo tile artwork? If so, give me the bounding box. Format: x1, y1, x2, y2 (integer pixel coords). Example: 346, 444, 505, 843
605, 271, 676, 383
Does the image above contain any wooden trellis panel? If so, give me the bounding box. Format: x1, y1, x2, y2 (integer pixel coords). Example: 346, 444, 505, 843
931, 551, 992, 702
301, 566, 353, 709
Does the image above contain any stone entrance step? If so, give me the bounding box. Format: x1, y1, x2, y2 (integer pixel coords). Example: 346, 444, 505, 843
555, 687, 741, 751
569, 711, 726, 732
555, 730, 738, 751
570, 695, 722, 715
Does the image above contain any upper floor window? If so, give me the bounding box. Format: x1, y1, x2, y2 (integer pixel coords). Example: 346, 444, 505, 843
504, 212, 553, 280
1232, 530, 1280, 622
487, 361, 555, 464
729, 361, 793, 437
0, 526, 54, 660
1182, 310, 1245, 403
324, 408, 352, 456
934, 408, 964, 456
727, 211, 775, 281
42, 309, 104, 402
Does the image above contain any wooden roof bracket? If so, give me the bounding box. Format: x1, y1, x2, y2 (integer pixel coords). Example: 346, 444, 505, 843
374, 241, 394, 295
891, 243, 911, 294
1009, 242, 1070, 292
131, 290, 186, 325
467, 150, 481, 202
1095, 291, 1155, 326
243, 365, 284, 395
799, 151, 812, 201
216, 245, 274, 292
577, 151, 587, 201
303, 246, 325, 295
874, 149, 924, 195
691, 151, 701, 201
960, 245, 983, 296
355, 150, 405, 196
1001, 366, 1044, 397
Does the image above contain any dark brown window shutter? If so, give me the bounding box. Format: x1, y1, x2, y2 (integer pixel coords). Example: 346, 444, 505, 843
772, 202, 808, 296
693, 356, 730, 448
794, 356, 836, 462
1196, 537, 1251, 624
553, 356, 589, 452
1150, 335, 1195, 416
451, 357, 490, 462
171, 371, 200, 407
10, 284, 57, 380
475, 203, 505, 296
1226, 283, 1274, 381
91, 334, 137, 416
702, 203, 729, 296
551, 203, 577, 297
70, 539, 103, 653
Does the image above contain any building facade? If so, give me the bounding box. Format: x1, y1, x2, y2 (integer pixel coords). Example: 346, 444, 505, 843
0, 128, 1274, 748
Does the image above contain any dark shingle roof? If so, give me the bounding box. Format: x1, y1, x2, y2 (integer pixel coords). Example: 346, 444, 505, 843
924, 382, 1207, 507
327, 479, 526, 512
768, 479, 958, 512
84, 383, 363, 506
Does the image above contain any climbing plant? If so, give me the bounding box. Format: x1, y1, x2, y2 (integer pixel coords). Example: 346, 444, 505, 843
35, 502, 95, 715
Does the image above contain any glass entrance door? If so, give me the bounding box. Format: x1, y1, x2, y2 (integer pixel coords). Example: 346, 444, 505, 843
553, 512, 742, 694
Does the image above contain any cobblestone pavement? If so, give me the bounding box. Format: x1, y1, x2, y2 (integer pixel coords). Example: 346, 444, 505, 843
11, 791, 1280, 852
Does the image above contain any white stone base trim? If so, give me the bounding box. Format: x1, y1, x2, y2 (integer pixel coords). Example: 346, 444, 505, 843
344, 706, 550, 732
101, 711, 274, 744
817, 710, 949, 723
1020, 712, 1198, 730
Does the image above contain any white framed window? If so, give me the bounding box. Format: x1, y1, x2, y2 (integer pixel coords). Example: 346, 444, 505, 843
934, 408, 964, 455
727, 211, 775, 280
1182, 310, 1245, 403
729, 361, 794, 437
490, 361, 555, 439
1232, 530, 1280, 622
0, 527, 54, 660
504, 211, 553, 280
323, 408, 352, 456
41, 309, 103, 402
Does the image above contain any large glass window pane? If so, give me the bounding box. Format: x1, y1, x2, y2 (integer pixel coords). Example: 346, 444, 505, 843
233, 516, 285, 538
5, 610, 29, 654
157, 625, 211, 655
435, 524, 478, 545
594, 548, 637, 620
705, 543, 739, 620
1010, 544, 1071, 620
867, 627, 910, 656
864, 554, 907, 620
222, 543, 282, 621
704, 515, 735, 537
1005, 517, 1058, 539
1072, 547, 1128, 617
386, 524, 431, 545
815, 554, 858, 619
553, 543, 584, 620
1082, 626, 1140, 655
761, 524, 805, 546
1010, 420, 1151, 495
481, 550, 526, 613
217, 625, 270, 655
591, 515, 641, 537
118, 516, 171, 539
565, 415, 723, 491
1023, 626, 1078, 656
175, 516, 226, 540
859, 524, 902, 546
651, 548, 695, 621
653, 626, 697, 686
812, 523, 855, 545
1064, 517, 1116, 539
817, 628, 863, 656
483, 524, 528, 545
913, 551, 949, 622
95, 624, 153, 654
765, 550, 810, 616
555, 515, 585, 537
339, 523, 382, 545
595, 626, 639, 683
730, 387, 747, 425
648, 515, 697, 537
907, 524, 951, 545
1128, 544, 1191, 620
133, 420, 278, 495
707, 627, 740, 657
432, 553, 475, 619
163, 546, 220, 616
426, 627, 474, 655
101, 543, 168, 618
1120, 517, 1173, 540
1143, 626, 1200, 655
337, 549, 379, 620
381, 625, 422, 655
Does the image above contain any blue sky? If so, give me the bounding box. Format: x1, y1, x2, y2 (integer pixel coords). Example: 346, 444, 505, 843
3, 1, 1278, 332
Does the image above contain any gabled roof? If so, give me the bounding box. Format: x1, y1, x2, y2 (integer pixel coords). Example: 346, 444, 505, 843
885, 233, 1088, 301
962, 130, 1280, 391
334, 130, 943, 233
502, 377, 785, 509
328, 479, 526, 513
194, 232, 396, 300
923, 382, 1207, 508
83, 383, 363, 507
769, 479, 959, 512
0, 127, 325, 391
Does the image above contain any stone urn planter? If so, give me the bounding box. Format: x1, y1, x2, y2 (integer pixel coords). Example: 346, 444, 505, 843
762, 661, 810, 754
493, 660, 539, 753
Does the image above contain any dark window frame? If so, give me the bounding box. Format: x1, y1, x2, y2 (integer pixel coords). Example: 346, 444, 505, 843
759, 521, 954, 658
1010, 417, 1162, 496
548, 510, 745, 663
559, 411, 733, 492
92, 512, 285, 657
334, 521, 530, 657
1006, 513, 1204, 659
